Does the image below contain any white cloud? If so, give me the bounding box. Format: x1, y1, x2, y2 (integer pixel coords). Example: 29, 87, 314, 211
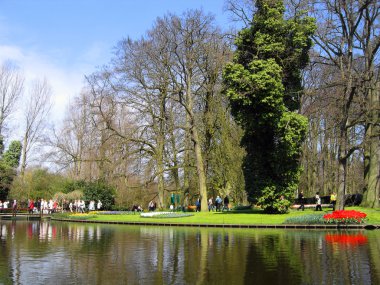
0, 44, 87, 126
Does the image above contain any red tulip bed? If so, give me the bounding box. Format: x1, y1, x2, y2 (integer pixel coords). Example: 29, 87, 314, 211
323, 210, 367, 224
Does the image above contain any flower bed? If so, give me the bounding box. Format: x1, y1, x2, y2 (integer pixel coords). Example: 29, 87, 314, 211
65, 213, 98, 220
283, 214, 325, 224
140, 212, 194, 218
99, 211, 138, 215
323, 210, 367, 224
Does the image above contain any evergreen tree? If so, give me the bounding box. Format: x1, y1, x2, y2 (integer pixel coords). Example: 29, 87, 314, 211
0, 140, 22, 200
2, 141, 22, 168
223, 0, 315, 213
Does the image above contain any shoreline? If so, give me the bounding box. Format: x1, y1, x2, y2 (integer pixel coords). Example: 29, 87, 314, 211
51, 217, 380, 230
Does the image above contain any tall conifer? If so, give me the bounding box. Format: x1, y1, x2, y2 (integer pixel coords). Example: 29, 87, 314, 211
223, 0, 315, 213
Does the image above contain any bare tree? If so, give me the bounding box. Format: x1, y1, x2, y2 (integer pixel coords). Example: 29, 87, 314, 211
0, 61, 24, 151
309, 0, 380, 209
20, 79, 52, 174
360, 1, 380, 208
48, 93, 92, 178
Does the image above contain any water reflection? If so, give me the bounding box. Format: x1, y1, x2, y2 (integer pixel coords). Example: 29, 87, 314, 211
0, 220, 379, 285
325, 232, 368, 246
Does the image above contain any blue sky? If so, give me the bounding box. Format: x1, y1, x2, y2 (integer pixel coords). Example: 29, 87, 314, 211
0, 0, 231, 124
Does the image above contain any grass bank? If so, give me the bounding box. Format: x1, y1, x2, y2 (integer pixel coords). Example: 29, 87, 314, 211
53, 206, 380, 226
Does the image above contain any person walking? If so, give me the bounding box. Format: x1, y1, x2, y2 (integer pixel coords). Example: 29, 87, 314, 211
298, 191, 305, 211
28, 199, 34, 214
223, 195, 230, 211
12, 200, 17, 217
97, 200, 102, 210
208, 197, 214, 212
215, 196, 222, 211
330, 192, 337, 211
315, 192, 322, 211
195, 198, 201, 212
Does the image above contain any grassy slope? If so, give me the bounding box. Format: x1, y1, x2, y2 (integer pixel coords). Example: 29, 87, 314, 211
76, 206, 380, 225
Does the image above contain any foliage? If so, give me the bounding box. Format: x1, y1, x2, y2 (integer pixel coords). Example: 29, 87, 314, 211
9, 169, 115, 211
82, 180, 115, 210
0, 163, 16, 200
204, 98, 246, 204
0, 140, 22, 200
2, 141, 22, 168
9, 168, 68, 201
223, 0, 315, 213
233, 205, 252, 211
61, 179, 115, 210
256, 186, 291, 214
323, 210, 367, 224
65, 190, 84, 200
61, 179, 87, 194
283, 214, 325, 224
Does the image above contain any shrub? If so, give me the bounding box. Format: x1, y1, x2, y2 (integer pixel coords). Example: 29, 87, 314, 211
111, 205, 132, 211
233, 205, 252, 211
257, 186, 291, 214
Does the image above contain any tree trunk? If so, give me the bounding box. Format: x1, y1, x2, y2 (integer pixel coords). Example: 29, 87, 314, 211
20, 133, 28, 175
186, 82, 208, 212
363, 82, 380, 208
337, 156, 347, 210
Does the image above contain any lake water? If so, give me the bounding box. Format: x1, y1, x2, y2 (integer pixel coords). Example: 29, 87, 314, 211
0, 220, 379, 285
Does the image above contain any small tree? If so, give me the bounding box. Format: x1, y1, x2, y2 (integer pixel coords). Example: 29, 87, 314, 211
0, 140, 22, 200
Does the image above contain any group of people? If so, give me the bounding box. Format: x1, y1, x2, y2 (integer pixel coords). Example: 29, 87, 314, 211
68, 200, 102, 213
0, 200, 17, 215
131, 205, 143, 212
297, 191, 337, 211
0, 200, 10, 211
207, 195, 230, 212
28, 199, 59, 214
0, 198, 103, 215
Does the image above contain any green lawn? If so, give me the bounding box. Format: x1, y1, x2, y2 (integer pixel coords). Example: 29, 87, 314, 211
56, 206, 380, 225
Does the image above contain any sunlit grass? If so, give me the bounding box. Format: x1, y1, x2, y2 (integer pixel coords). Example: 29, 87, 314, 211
54, 206, 380, 225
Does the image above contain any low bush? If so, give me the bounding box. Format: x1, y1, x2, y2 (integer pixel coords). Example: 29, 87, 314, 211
233, 205, 252, 211
111, 205, 132, 211
283, 214, 325, 224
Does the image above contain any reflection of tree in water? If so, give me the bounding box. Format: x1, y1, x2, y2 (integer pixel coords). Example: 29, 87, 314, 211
60, 223, 116, 284
0, 221, 12, 285
242, 230, 379, 285
0, 222, 379, 284
243, 230, 303, 285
